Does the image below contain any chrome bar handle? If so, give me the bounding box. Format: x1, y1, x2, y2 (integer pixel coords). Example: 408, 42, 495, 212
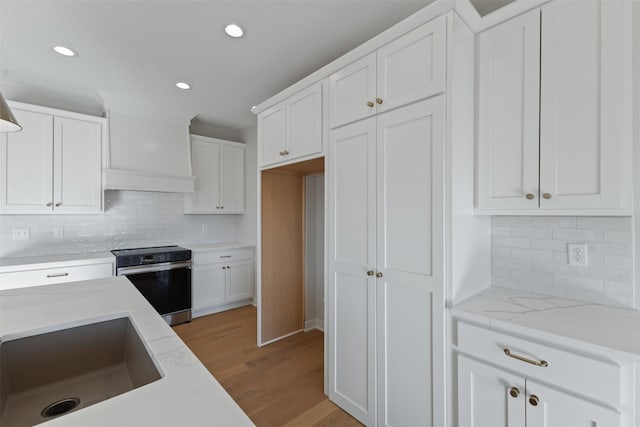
504, 348, 548, 367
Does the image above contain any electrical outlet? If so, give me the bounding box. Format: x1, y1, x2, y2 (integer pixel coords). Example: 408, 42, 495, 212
568, 243, 588, 266
12, 228, 30, 241
53, 227, 64, 239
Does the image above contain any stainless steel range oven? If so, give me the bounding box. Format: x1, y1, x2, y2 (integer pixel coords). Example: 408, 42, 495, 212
111, 246, 192, 326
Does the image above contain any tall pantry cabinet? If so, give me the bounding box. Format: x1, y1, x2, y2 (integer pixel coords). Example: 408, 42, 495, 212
327, 12, 487, 427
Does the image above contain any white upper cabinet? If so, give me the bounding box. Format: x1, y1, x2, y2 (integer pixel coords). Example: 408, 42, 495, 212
538, 0, 627, 211
0, 104, 103, 214
259, 102, 286, 166
329, 53, 377, 129
258, 82, 322, 168
53, 117, 103, 213
329, 16, 446, 128
185, 135, 245, 214
476, 9, 541, 211
476, 0, 631, 214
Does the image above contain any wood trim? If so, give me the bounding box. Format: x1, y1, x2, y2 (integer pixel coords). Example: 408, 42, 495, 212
260, 171, 305, 343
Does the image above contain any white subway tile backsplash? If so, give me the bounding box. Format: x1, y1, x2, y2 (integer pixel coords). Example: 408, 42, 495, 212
492, 236, 531, 248
491, 216, 634, 309
511, 227, 553, 239
603, 217, 632, 230
531, 216, 576, 228
511, 248, 553, 262
576, 217, 604, 230
553, 228, 603, 242
604, 230, 633, 243
0, 191, 238, 258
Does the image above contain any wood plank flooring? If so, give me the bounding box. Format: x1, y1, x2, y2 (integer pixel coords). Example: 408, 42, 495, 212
173, 305, 361, 427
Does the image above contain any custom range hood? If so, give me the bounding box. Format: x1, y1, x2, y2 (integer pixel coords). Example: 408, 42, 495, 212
102, 93, 196, 193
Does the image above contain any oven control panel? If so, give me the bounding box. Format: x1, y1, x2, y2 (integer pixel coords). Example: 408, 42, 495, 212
112, 247, 192, 268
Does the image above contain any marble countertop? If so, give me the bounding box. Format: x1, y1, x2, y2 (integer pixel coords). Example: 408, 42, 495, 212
0, 276, 254, 427
0, 252, 115, 273
452, 286, 640, 358
180, 242, 255, 251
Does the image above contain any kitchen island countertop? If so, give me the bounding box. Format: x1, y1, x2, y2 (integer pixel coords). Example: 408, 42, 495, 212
0, 276, 254, 427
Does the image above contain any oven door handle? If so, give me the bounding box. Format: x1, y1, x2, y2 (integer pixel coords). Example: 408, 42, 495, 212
117, 261, 192, 276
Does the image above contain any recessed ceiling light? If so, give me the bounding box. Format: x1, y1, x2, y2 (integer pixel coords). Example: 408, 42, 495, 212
225, 24, 244, 38
176, 82, 191, 90
52, 46, 77, 57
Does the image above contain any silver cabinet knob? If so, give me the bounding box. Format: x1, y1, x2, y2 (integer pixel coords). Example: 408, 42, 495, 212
366, 101, 374, 108
525, 193, 535, 200
367, 270, 374, 276
376, 272, 383, 278
55, 202, 62, 207
529, 395, 539, 406
376, 98, 383, 105
509, 387, 520, 398
542, 193, 552, 200
46, 202, 53, 207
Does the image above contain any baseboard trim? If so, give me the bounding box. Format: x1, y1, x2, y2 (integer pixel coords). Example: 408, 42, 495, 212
192, 299, 253, 319
304, 319, 325, 332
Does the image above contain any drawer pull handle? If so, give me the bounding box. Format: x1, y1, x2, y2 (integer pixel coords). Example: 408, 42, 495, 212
529, 395, 539, 406
504, 348, 548, 367
47, 272, 69, 278
509, 387, 520, 398
220, 255, 232, 258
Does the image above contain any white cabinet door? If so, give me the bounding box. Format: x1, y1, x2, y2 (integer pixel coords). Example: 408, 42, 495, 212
329, 53, 377, 128
539, 0, 626, 210
526, 380, 620, 427
53, 117, 102, 213
476, 9, 541, 210
328, 117, 377, 426
376, 16, 446, 114
0, 109, 54, 213
258, 102, 286, 166
458, 355, 526, 427
375, 97, 444, 427
225, 260, 254, 302
192, 262, 226, 310
286, 82, 322, 159
186, 139, 221, 213
220, 144, 245, 213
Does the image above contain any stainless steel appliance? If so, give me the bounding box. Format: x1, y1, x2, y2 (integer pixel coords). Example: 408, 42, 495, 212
111, 246, 192, 325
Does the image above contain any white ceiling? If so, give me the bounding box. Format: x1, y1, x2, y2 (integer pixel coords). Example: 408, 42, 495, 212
0, 0, 449, 138
0, 0, 514, 138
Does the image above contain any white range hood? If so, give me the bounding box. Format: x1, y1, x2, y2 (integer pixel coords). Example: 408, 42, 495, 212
102, 93, 196, 193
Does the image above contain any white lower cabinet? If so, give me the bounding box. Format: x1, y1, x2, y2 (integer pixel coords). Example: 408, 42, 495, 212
0, 261, 114, 290
191, 247, 254, 317
457, 322, 626, 427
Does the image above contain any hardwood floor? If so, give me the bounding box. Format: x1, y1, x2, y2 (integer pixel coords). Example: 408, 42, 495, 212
173, 306, 361, 427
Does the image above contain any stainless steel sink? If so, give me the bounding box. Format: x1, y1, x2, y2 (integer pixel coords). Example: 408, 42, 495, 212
0, 317, 162, 426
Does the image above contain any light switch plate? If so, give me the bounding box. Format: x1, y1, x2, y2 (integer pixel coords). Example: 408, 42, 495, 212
568, 243, 588, 266
12, 228, 30, 241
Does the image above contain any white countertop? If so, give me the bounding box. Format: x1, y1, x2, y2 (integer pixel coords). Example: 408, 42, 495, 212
451, 286, 640, 358
0, 252, 115, 273
180, 242, 255, 251
0, 276, 254, 427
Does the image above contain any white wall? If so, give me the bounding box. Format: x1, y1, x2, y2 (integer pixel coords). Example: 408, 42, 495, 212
491, 216, 634, 308
0, 190, 237, 258
305, 174, 324, 330
237, 125, 258, 245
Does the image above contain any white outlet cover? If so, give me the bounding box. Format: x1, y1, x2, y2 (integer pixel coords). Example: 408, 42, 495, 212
568, 243, 588, 266
12, 228, 30, 241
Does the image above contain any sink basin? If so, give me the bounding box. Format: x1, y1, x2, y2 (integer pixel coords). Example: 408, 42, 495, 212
0, 317, 162, 426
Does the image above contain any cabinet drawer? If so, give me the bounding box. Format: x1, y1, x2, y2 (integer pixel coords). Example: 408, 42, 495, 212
0, 262, 114, 290
194, 247, 254, 264
457, 322, 620, 407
